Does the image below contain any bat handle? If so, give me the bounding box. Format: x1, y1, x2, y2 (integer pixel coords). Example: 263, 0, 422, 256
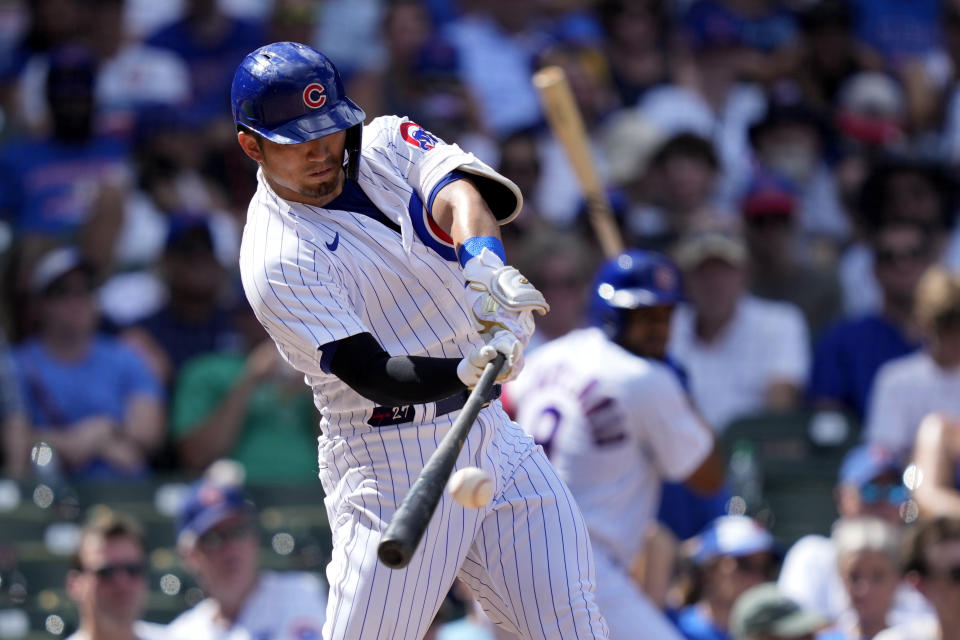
377, 353, 507, 569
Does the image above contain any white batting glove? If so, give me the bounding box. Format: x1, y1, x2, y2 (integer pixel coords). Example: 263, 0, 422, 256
457, 331, 524, 387
462, 248, 549, 346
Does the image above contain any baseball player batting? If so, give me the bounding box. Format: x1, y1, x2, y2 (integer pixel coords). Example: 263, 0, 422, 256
508, 250, 725, 639
231, 42, 609, 640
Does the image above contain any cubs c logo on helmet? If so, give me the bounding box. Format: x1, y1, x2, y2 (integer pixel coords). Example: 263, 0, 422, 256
303, 83, 326, 108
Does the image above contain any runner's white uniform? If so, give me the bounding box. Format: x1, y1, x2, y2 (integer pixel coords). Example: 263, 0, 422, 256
239, 116, 608, 640
164, 571, 326, 640
509, 327, 714, 640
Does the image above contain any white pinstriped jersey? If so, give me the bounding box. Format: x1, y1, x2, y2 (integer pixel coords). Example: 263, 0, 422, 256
240, 115, 514, 430
238, 116, 608, 640
508, 328, 713, 568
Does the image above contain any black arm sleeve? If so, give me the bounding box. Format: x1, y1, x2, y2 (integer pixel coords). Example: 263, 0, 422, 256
328, 332, 467, 406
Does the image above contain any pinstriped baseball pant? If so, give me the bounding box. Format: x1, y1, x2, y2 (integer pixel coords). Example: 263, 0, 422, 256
317, 404, 610, 640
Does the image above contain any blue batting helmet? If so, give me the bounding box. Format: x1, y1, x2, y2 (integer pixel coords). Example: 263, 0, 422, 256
588, 250, 683, 338
231, 42, 366, 176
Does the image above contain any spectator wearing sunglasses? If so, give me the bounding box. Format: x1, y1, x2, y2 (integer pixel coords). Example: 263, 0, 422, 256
65, 507, 163, 640
808, 218, 932, 425
778, 445, 932, 627
865, 266, 960, 457
875, 516, 960, 640
166, 468, 327, 639
668, 515, 778, 640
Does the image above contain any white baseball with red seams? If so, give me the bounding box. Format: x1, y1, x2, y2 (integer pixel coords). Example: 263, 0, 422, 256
449, 467, 494, 508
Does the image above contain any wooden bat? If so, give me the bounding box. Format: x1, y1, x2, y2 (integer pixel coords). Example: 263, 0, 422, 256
533, 65, 624, 258
377, 354, 506, 569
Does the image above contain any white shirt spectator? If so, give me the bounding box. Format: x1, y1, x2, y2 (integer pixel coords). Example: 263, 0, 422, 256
778, 534, 932, 626
669, 296, 810, 431
164, 572, 327, 640
865, 351, 960, 455
874, 615, 940, 640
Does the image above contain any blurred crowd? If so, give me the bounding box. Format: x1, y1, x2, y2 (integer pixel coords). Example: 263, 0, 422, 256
3, 0, 960, 638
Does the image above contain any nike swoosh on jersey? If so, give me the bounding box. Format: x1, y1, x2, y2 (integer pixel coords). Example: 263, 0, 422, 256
326, 232, 339, 251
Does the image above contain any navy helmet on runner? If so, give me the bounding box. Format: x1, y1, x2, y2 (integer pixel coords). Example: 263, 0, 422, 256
587, 249, 683, 339
231, 41, 366, 178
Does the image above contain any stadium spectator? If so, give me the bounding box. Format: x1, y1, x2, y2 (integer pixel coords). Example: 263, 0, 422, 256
170, 299, 318, 484
144, 0, 264, 130
13, 247, 164, 479
121, 216, 239, 388
166, 469, 327, 639
511, 230, 596, 351
839, 157, 956, 316
669, 515, 779, 640
0, 43, 130, 327
820, 516, 902, 639
745, 95, 846, 244
792, 0, 877, 119
911, 413, 960, 518
65, 507, 163, 640
778, 444, 932, 626
808, 219, 932, 422
875, 516, 960, 640
865, 266, 960, 456
618, 131, 723, 252
668, 230, 810, 431
596, 0, 669, 107
739, 172, 842, 340
728, 583, 830, 640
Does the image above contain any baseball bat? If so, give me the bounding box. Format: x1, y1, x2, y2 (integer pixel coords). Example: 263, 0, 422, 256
532, 65, 624, 258
377, 353, 507, 569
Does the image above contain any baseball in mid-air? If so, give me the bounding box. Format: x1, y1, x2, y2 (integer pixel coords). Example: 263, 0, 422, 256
449, 467, 494, 509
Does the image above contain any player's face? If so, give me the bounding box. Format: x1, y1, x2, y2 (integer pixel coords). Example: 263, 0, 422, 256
67, 536, 148, 627
838, 549, 899, 625
619, 305, 674, 359
239, 130, 347, 206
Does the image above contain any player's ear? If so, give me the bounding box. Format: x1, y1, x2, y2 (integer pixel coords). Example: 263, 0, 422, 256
238, 130, 264, 163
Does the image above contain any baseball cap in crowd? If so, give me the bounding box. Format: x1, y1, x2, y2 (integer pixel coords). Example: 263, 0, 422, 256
689, 515, 776, 565
838, 444, 904, 488
175, 478, 255, 548
673, 231, 747, 272
164, 214, 215, 255
741, 173, 797, 221
30, 246, 95, 296
730, 583, 828, 640
835, 71, 905, 146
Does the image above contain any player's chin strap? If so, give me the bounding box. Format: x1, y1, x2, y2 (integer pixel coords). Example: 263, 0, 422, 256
345, 124, 363, 180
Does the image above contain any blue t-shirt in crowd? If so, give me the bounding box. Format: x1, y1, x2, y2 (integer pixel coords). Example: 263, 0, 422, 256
146, 17, 265, 126
683, 0, 798, 53
135, 306, 240, 380
13, 337, 161, 478
0, 135, 130, 235
847, 0, 941, 64
669, 605, 731, 640
807, 314, 919, 421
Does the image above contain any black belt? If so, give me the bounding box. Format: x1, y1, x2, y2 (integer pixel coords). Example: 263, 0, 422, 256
367, 385, 502, 427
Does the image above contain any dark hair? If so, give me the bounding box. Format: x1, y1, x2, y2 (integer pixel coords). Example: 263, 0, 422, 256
902, 516, 960, 575
70, 507, 146, 572
858, 156, 957, 233
650, 133, 718, 171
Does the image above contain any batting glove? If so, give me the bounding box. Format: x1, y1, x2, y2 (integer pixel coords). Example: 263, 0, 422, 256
457, 330, 524, 387
462, 248, 549, 346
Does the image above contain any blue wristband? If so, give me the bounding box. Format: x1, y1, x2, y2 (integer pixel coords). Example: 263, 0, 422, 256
457, 236, 506, 267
